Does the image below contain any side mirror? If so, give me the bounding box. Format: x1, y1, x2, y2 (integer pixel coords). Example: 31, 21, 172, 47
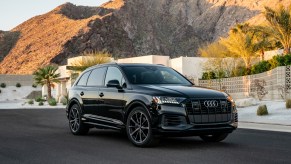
106, 80, 122, 89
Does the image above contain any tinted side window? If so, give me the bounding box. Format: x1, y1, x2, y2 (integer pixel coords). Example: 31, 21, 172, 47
76, 71, 91, 86
105, 67, 124, 86
87, 67, 107, 86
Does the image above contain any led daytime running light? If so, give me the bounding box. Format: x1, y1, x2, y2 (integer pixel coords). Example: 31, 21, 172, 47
153, 96, 184, 104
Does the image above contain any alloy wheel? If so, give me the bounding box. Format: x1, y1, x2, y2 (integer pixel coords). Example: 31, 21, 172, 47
128, 111, 150, 143
69, 107, 80, 133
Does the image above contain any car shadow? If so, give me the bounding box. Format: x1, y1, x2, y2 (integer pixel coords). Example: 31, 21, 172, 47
158, 137, 238, 150
86, 129, 239, 149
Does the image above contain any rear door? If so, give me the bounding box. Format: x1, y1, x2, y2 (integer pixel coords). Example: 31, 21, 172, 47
83, 67, 107, 120
74, 70, 91, 115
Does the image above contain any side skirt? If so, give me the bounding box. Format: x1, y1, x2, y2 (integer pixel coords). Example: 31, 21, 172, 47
84, 122, 121, 130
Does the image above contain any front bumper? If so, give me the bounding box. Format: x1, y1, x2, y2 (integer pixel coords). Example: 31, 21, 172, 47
154, 124, 236, 136
151, 104, 238, 136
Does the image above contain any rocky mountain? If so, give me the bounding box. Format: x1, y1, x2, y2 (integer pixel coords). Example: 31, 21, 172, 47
0, 0, 290, 74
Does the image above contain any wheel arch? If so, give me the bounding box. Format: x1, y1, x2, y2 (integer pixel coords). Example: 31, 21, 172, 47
124, 100, 151, 122
67, 98, 83, 118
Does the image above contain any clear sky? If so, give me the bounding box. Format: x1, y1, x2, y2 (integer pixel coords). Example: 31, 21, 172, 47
0, 0, 109, 31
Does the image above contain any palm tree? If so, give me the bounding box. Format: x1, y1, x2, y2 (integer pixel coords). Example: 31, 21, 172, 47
263, 5, 291, 55
33, 65, 60, 100
251, 26, 277, 61
220, 23, 271, 74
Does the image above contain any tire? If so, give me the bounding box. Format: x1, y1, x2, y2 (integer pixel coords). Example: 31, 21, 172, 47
200, 133, 229, 142
68, 104, 89, 135
126, 107, 159, 147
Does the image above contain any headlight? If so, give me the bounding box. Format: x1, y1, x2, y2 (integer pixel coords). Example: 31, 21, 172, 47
153, 96, 186, 104
227, 96, 236, 107
227, 96, 234, 102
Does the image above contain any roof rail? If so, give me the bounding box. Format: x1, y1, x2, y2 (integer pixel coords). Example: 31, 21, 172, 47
109, 62, 118, 65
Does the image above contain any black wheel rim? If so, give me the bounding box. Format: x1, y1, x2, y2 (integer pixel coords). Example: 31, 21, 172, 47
69, 107, 80, 133
128, 111, 149, 143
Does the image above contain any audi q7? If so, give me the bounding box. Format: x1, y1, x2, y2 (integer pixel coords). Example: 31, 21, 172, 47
66, 63, 238, 147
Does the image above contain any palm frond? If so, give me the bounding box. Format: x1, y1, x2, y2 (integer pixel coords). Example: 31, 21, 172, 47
263, 5, 291, 54
69, 51, 112, 71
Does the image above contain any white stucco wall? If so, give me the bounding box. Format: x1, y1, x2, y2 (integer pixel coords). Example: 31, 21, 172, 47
118, 55, 153, 64
118, 55, 208, 79
264, 49, 284, 60
169, 57, 183, 74
57, 65, 70, 79
170, 57, 208, 78
118, 55, 169, 65
153, 55, 170, 66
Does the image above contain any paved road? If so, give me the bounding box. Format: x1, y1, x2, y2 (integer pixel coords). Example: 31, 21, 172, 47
0, 109, 290, 164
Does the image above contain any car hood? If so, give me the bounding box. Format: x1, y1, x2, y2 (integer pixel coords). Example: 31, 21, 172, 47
134, 85, 226, 99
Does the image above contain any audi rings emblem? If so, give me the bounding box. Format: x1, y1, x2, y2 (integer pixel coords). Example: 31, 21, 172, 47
204, 100, 218, 107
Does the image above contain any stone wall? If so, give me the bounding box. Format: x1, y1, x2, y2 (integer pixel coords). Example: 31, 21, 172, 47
198, 66, 289, 100
0, 75, 34, 86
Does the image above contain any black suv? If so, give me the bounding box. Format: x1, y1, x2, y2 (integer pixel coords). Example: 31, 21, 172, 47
66, 63, 237, 147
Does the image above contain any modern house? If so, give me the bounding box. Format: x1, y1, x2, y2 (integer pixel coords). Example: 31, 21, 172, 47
51, 48, 284, 101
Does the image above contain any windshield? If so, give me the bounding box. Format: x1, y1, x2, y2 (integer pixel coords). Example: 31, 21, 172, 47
121, 66, 192, 85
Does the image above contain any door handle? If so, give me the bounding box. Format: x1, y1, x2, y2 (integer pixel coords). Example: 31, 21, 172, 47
99, 92, 104, 97
80, 92, 84, 96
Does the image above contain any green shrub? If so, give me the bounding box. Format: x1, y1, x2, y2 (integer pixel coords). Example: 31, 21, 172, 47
0, 89, 1, 94
251, 61, 271, 74
284, 54, 291, 65
48, 98, 57, 106
202, 71, 216, 80
217, 70, 227, 78
60, 96, 68, 106
231, 66, 248, 77
286, 99, 291, 109
62, 101, 67, 106
35, 96, 45, 102
38, 101, 44, 106
16, 83, 21, 88
32, 84, 37, 88
28, 99, 34, 105
257, 105, 268, 116
0, 83, 6, 88
273, 55, 285, 66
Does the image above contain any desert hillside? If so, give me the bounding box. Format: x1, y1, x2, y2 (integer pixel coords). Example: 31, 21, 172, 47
0, 0, 290, 74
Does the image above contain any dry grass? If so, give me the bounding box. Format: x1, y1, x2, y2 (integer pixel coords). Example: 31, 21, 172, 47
69, 51, 112, 71
257, 105, 268, 116
286, 99, 291, 109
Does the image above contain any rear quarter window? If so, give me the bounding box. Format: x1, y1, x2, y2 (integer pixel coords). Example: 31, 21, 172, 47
76, 71, 91, 86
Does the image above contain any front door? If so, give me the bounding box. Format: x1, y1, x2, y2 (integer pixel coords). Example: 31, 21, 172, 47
98, 66, 126, 126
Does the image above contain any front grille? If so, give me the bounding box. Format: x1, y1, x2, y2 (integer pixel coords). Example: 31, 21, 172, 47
234, 113, 238, 122
186, 99, 232, 124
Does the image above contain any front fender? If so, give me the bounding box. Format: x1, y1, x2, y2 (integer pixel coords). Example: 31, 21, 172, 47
124, 94, 158, 122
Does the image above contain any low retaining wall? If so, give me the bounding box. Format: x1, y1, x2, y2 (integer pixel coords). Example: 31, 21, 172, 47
0, 75, 34, 86
198, 66, 290, 100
